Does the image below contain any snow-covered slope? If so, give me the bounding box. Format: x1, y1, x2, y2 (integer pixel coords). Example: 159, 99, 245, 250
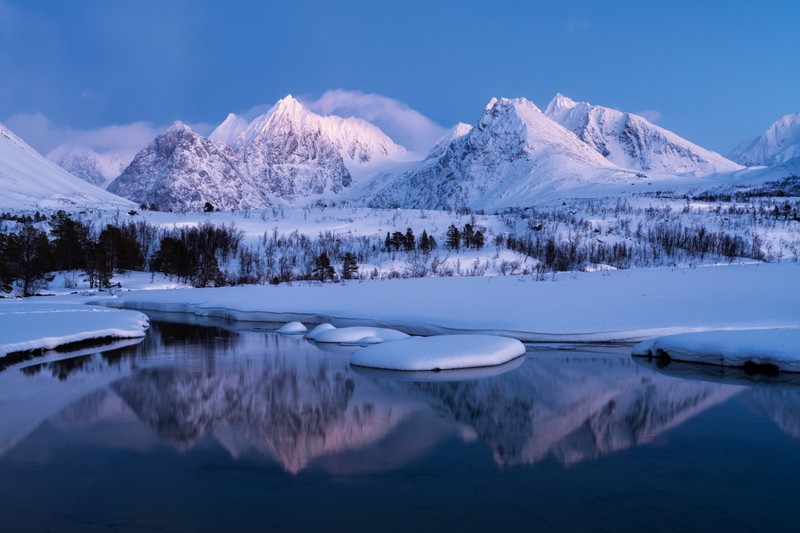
47, 144, 135, 187
209, 113, 248, 146
0, 123, 135, 210
365, 97, 634, 210
425, 122, 472, 160
108, 121, 269, 212
729, 113, 800, 166
545, 93, 742, 174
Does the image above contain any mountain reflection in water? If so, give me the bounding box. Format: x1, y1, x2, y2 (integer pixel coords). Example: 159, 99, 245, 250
3, 321, 800, 474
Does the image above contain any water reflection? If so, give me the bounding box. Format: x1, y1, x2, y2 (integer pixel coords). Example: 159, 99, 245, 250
4, 322, 800, 475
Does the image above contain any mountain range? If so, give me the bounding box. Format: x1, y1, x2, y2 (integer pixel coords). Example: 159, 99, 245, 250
3, 93, 799, 212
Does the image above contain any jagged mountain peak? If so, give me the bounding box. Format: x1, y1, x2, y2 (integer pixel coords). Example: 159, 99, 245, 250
108, 122, 269, 212
165, 120, 194, 135
545, 95, 742, 174
426, 122, 473, 160
234, 95, 407, 163
364, 95, 627, 211
475, 95, 617, 168
545, 93, 579, 115
209, 113, 248, 146
729, 112, 800, 166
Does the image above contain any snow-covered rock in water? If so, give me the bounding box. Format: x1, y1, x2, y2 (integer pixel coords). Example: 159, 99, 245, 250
276, 321, 308, 334
365, 97, 634, 211
729, 113, 800, 166
0, 123, 135, 210
209, 113, 249, 146
351, 334, 526, 371
48, 144, 135, 188
312, 326, 409, 345
0, 301, 149, 357
108, 121, 270, 212
632, 329, 800, 372
544, 93, 742, 174
305, 323, 336, 340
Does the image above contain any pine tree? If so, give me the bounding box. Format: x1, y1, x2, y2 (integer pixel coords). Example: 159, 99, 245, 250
462, 223, 475, 248
49, 211, 90, 271
404, 228, 415, 251
446, 224, 461, 250
11, 224, 54, 296
341, 252, 359, 280
474, 230, 485, 250
313, 252, 335, 282
419, 230, 431, 253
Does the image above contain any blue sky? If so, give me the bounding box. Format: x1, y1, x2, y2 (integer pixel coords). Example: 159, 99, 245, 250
1, 0, 798, 155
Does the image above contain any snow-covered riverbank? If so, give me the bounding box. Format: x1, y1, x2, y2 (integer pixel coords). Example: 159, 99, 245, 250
91, 262, 799, 343
0, 302, 149, 357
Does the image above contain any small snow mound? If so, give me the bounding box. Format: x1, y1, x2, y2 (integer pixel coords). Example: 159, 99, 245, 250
632, 329, 800, 373
313, 326, 409, 345
351, 334, 526, 371
305, 323, 336, 340
276, 321, 308, 334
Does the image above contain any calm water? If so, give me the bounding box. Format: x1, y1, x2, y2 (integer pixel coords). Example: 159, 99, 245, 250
1, 319, 800, 532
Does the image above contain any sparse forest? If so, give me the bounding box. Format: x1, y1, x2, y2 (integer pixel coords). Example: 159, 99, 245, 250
0, 191, 798, 296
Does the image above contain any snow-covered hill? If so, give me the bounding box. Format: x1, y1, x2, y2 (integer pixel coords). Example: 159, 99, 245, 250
545, 93, 742, 174
0, 122, 135, 210
108, 121, 269, 212
365, 97, 636, 210
729, 112, 800, 166
47, 144, 135, 187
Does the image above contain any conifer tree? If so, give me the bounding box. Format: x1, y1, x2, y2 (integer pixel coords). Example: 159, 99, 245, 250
404, 228, 415, 251
341, 252, 359, 280
313, 251, 335, 282
446, 224, 461, 250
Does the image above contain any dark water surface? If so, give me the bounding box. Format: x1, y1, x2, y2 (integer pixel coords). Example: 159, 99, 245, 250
1, 319, 799, 532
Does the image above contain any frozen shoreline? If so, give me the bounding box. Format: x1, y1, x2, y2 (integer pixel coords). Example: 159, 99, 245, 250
632, 329, 800, 372
0, 301, 150, 358
90, 262, 800, 343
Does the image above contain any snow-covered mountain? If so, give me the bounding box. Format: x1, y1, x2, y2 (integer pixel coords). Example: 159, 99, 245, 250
107, 96, 411, 211
209, 113, 248, 146
47, 144, 135, 187
234, 95, 407, 167
230, 95, 409, 203
232, 96, 354, 202
544, 93, 742, 174
108, 121, 268, 212
0, 122, 135, 210
729, 113, 800, 166
365, 97, 634, 210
